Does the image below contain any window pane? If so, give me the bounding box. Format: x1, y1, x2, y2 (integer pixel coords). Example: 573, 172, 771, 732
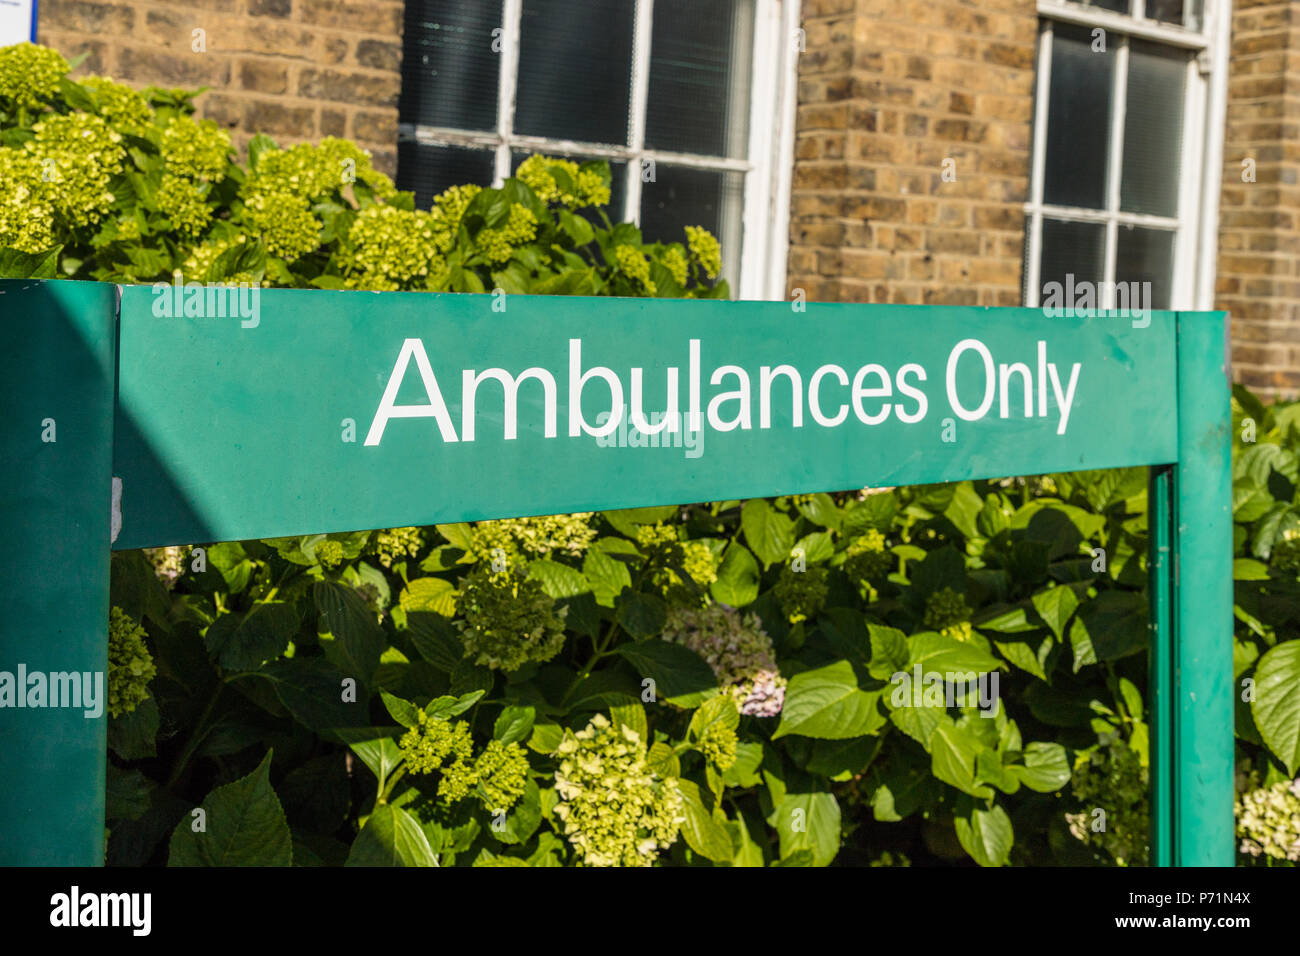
1064, 0, 1129, 14
640, 165, 743, 290
515, 0, 635, 145
1116, 226, 1174, 309
398, 142, 497, 209
644, 0, 754, 158
1120, 41, 1186, 218
1145, 0, 1196, 26
400, 0, 503, 132
1038, 218, 1106, 301
1044, 24, 1115, 210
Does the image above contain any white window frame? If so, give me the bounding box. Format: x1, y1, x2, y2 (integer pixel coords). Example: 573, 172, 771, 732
1025, 0, 1230, 311
398, 0, 801, 301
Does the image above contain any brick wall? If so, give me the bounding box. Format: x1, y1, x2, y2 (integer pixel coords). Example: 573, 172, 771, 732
1215, 0, 1300, 398
38, 0, 404, 176
787, 0, 1037, 307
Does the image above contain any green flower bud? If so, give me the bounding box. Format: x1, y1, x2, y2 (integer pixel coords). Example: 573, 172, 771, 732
399, 711, 474, 775
474, 739, 530, 812
367, 527, 424, 569
107, 607, 156, 719
774, 565, 829, 624
314, 539, 344, 569
457, 565, 567, 671
699, 721, 737, 772
684, 225, 721, 280
923, 586, 972, 633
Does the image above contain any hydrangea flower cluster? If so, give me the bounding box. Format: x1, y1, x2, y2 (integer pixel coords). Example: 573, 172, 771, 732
145, 546, 187, 589
475, 203, 538, 265
684, 225, 722, 280
469, 513, 596, 563
0, 150, 57, 251
314, 540, 344, 569
1272, 528, 1300, 575
367, 527, 424, 568
81, 76, 153, 133
398, 711, 477, 800
0, 43, 68, 108
613, 245, 656, 294
843, 529, 893, 583
400, 712, 531, 812
241, 189, 321, 261
923, 586, 974, 641
773, 565, 829, 623
107, 607, 156, 719
343, 204, 441, 289
160, 116, 231, 182
553, 714, 683, 866
19, 113, 126, 232
429, 183, 481, 254
475, 739, 531, 812
456, 566, 567, 671
248, 138, 395, 203
661, 246, 689, 286
698, 721, 738, 771
1235, 777, 1300, 862
156, 174, 211, 237
662, 604, 787, 716
1065, 736, 1149, 866
516, 154, 610, 208
181, 234, 257, 284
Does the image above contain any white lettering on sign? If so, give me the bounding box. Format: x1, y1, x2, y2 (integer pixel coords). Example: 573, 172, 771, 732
363, 338, 1086, 446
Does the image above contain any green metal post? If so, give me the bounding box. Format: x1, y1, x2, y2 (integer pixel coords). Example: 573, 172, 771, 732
1171, 311, 1234, 866
0, 280, 118, 865
1147, 465, 1174, 867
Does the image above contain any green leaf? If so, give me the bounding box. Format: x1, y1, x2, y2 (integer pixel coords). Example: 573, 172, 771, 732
260, 657, 366, 732
929, 721, 994, 799
1251, 641, 1300, 775
424, 689, 486, 720
609, 701, 649, 743
490, 778, 542, 845
333, 728, 402, 786
954, 798, 1013, 867
1009, 741, 1072, 793
794, 492, 842, 530
168, 752, 292, 866
614, 640, 718, 707
399, 577, 457, 617
346, 804, 438, 867
0, 244, 62, 279
1233, 558, 1271, 581
314, 581, 385, 686
106, 764, 153, 822
1031, 585, 1078, 641
405, 613, 464, 671
527, 559, 591, 598
615, 589, 668, 639
204, 602, 298, 671
689, 694, 740, 742
774, 791, 840, 867
678, 779, 733, 863
792, 532, 834, 565
583, 547, 631, 607
710, 543, 760, 607
1075, 591, 1147, 661
493, 705, 536, 745
906, 631, 1001, 675
774, 660, 884, 740
107, 696, 159, 759
742, 499, 796, 567
867, 624, 909, 680
381, 691, 420, 728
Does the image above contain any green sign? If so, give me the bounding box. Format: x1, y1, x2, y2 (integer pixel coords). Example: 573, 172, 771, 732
0, 280, 1233, 867
113, 286, 1178, 549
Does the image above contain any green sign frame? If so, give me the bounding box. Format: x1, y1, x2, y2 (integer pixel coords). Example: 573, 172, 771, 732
0, 279, 1233, 866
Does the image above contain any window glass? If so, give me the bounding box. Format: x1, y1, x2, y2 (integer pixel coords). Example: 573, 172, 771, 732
1044, 24, 1114, 210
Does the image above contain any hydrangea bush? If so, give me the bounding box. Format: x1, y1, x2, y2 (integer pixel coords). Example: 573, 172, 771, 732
0, 42, 729, 300
5, 43, 1297, 867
